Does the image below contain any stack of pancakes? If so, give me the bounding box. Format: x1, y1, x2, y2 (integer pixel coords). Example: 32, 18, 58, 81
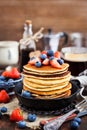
23, 63, 72, 99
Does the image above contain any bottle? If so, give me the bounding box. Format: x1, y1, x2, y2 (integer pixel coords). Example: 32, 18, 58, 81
20, 20, 35, 72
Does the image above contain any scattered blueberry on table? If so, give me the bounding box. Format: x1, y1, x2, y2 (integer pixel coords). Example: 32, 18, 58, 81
27, 113, 36, 122
17, 121, 26, 129
70, 120, 79, 129
70, 117, 81, 129
73, 117, 81, 124
0, 106, 7, 113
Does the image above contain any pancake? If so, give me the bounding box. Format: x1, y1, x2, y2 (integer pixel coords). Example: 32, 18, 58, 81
23, 70, 71, 79
23, 78, 69, 89
23, 63, 69, 75
31, 90, 71, 99
22, 50, 72, 100
23, 75, 71, 85
23, 68, 68, 76
23, 83, 72, 95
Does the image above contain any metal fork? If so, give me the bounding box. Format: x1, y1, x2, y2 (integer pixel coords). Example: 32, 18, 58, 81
44, 99, 87, 130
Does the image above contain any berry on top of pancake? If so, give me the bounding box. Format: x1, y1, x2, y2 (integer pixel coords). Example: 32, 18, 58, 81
28, 50, 64, 68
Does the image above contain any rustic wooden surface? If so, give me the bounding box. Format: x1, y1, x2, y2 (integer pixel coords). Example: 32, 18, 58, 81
0, 0, 87, 41
0, 114, 87, 130
0, 96, 87, 130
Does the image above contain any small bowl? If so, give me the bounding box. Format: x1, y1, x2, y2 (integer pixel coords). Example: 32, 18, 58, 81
0, 74, 23, 93
15, 80, 80, 111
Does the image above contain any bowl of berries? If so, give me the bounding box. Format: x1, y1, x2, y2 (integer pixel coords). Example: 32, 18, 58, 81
0, 67, 23, 93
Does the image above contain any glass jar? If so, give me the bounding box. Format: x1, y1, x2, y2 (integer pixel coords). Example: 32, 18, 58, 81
19, 20, 36, 72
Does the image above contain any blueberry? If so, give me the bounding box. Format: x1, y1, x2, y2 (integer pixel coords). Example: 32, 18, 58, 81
1, 107, 7, 113
70, 120, 79, 129
17, 121, 26, 129
35, 61, 42, 67
0, 81, 5, 88
40, 54, 47, 60
0, 76, 5, 80
49, 56, 54, 61
73, 117, 81, 124
8, 79, 14, 83
27, 113, 36, 122
47, 50, 54, 56
57, 59, 64, 65
7, 79, 14, 86
21, 91, 31, 98
0, 80, 5, 84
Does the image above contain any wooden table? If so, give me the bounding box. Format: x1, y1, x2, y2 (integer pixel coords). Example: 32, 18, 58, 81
0, 96, 87, 130
0, 114, 87, 130
0, 90, 87, 130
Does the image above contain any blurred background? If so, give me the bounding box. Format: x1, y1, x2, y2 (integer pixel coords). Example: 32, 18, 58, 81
0, 0, 87, 74
0, 0, 87, 49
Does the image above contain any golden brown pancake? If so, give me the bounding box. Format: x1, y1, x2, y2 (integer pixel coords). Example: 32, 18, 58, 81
23, 75, 71, 85
23, 63, 69, 75
23, 78, 69, 89
31, 90, 71, 99
23, 83, 72, 96
23, 68, 68, 76
23, 70, 71, 78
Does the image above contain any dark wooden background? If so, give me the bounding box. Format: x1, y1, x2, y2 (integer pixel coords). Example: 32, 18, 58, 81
0, 0, 87, 43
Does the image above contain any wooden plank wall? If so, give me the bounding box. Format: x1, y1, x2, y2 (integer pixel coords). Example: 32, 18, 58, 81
0, 0, 87, 41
